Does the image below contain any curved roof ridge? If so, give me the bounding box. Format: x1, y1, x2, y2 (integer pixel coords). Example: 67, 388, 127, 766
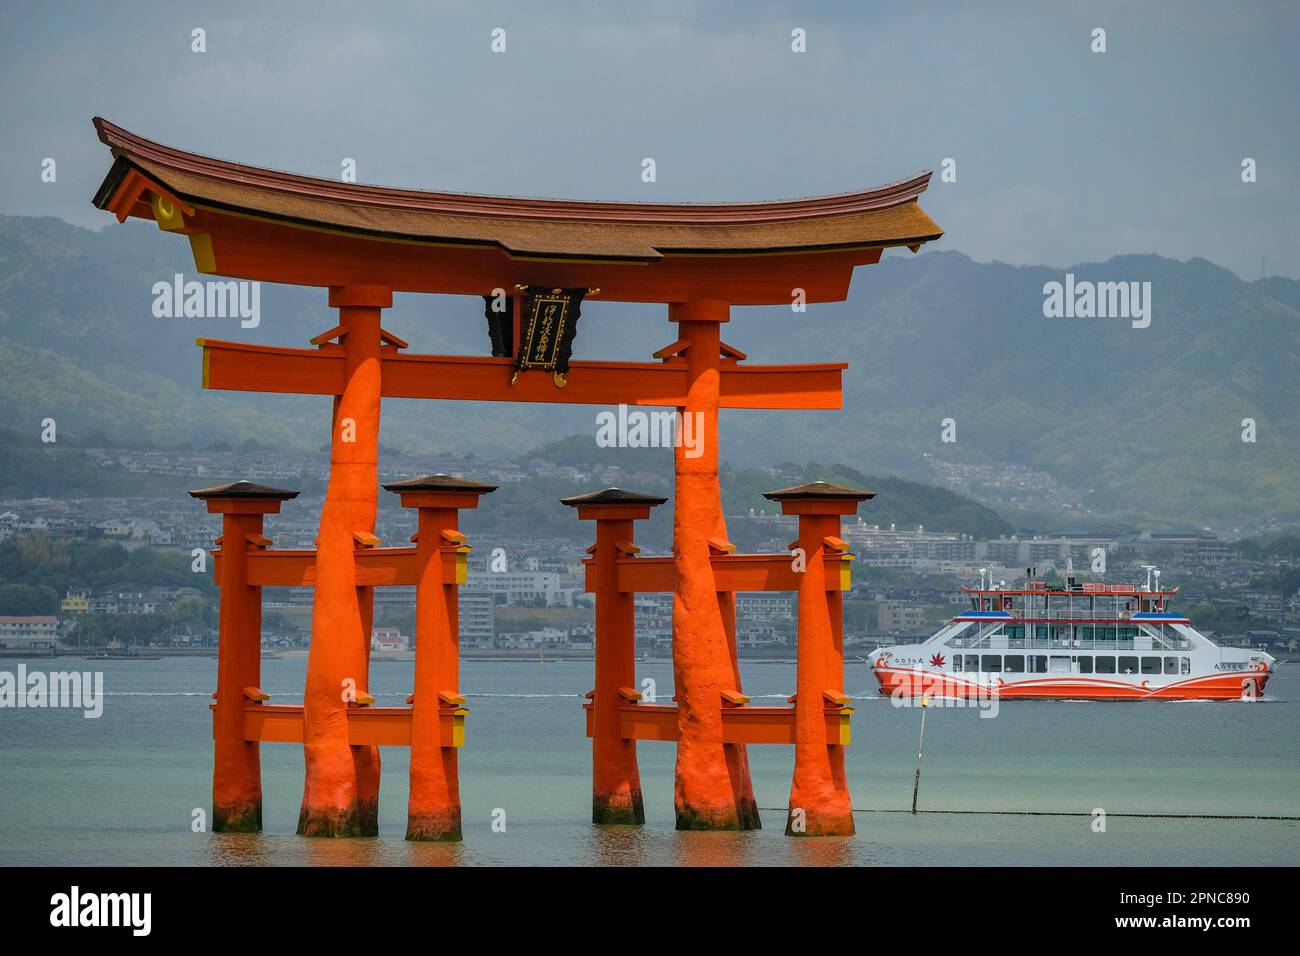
93, 116, 933, 225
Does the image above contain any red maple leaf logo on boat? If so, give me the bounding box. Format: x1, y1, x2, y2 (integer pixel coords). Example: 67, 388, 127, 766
930, 653, 946, 667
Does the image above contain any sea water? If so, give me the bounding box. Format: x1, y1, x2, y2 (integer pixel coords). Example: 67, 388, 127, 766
0, 655, 1295, 866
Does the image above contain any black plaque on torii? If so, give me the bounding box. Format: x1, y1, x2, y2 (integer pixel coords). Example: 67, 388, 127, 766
482, 285, 595, 387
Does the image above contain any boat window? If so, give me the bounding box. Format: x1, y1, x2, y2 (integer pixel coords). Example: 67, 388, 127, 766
1163, 656, 1179, 674
964, 655, 979, 672
1049, 656, 1071, 673
1035, 626, 1049, 641
1141, 656, 1161, 674
1180, 658, 1190, 675
1118, 656, 1139, 674
1028, 655, 1048, 673
1077, 656, 1094, 674
1006, 625, 1025, 641
953, 655, 963, 672
1096, 656, 1116, 674
1003, 655, 1025, 672
1078, 625, 1093, 641
981, 655, 1002, 672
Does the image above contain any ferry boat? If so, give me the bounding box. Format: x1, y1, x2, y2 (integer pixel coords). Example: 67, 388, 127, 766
867, 569, 1274, 701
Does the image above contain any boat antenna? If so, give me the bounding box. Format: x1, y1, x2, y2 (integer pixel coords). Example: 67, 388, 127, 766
1141, 564, 1157, 591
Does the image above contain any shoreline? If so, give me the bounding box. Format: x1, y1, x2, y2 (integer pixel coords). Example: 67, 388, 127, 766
10, 648, 1296, 665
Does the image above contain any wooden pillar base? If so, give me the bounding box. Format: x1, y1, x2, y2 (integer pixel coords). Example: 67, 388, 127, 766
297, 806, 363, 838
785, 802, 855, 837
725, 749, 762, 830
592, 735, 645, 825
594, 792, 646, 826
406, 808, 462, 842
673, 742, 762, 831
353, 745, 381, 837
674, 734, 762, 831
593, 733, 645, 824
212, 800, 262, 833
407, 743, 463, 842
297, 739, 364, 837
212, 738, 262, 833
676, 799, 761, 832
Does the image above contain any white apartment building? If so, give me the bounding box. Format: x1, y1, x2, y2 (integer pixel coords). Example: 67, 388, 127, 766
0, 616, 61, 650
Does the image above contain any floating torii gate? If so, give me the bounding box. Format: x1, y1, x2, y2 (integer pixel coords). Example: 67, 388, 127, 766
91, 117, 942, 838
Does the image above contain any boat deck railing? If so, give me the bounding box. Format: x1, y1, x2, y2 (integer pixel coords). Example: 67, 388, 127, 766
975, 608, 1165, 621
947, 636, 1194, 651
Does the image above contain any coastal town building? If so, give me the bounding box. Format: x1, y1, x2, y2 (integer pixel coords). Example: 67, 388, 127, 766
0, 615, 61, 650
370, 626, 408, 652
60, 590, 91, 615
459, 589, 494, 648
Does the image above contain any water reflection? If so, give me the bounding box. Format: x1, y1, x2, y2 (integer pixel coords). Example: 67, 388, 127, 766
402, 840, 467, 868
583, 825, 654, 866
670, 829, 758, 867
204, 823, 863, 867
301, 836, 386, 867
789, 834, 858, 867
206, 832, 278, 867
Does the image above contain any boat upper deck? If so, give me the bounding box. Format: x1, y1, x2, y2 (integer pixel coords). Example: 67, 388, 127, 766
960, 580, 1181, 621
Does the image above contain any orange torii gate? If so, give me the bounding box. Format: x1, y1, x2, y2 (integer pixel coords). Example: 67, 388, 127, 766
90, 117, 942, 838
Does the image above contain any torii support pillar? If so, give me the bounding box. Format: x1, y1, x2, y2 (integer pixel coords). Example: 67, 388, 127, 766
562, 488, 667, 825
764, 481, 875, 837
189, 480, 299, 832
386, 474, 497, 842
669, 299, 759, 830
299, 284, 392, 837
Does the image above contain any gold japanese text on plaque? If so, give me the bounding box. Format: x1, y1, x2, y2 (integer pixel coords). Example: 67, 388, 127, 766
510, 285, 592, 387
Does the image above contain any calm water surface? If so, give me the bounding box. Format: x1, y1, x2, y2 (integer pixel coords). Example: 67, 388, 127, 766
1, 655, 1296, 866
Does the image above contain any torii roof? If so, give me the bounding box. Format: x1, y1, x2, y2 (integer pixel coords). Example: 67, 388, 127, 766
763, 480, 875, 502
560, 488, 669, 508
187, 480, 299, 501
382, 474, 499, 495
91, 117, 943, 303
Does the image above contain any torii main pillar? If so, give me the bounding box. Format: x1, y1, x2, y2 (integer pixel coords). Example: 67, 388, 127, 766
669, 299, 759, 831
298, 284, 391, 837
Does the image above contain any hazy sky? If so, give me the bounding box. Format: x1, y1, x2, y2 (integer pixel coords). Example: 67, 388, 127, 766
1, 0, 1295, 278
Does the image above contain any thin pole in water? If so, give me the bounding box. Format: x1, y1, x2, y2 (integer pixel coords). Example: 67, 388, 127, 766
911, 694, 930, 814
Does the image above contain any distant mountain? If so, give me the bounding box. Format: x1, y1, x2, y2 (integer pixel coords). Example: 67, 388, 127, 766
1, 214, 1296, 527
519, 435, 1013, 542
